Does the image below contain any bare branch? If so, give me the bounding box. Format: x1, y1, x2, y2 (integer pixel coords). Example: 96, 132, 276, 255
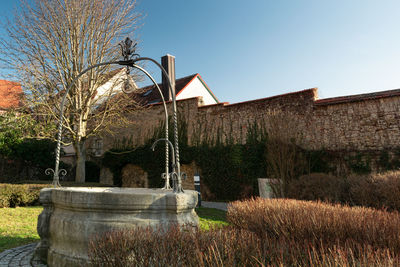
0, 0, 142, 182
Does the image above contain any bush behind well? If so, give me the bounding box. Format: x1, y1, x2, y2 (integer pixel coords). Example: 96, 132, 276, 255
0, 182, 112, 208
288, 170, 400, 211
0, 184, 48, 208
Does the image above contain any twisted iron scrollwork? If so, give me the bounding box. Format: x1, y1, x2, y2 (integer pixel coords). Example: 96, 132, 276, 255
45, 168, 67, 187
169, 171, 187, 193
152, 138, 174, 190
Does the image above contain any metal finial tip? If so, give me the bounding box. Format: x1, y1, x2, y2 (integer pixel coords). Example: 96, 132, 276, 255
125, 37, 133, 47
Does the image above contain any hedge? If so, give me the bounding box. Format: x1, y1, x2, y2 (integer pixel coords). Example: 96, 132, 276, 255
0, 184, 48, 208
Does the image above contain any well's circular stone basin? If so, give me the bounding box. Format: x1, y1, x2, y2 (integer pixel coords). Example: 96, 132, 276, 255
34, 187, 199, 267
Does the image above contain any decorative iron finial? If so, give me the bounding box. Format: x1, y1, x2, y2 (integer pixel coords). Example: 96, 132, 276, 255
119, 37, 139, 77
45, 168, 67, 187
119, 37, 138, 61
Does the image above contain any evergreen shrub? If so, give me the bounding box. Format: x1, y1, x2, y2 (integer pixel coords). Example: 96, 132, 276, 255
0, 138, 70, 181
0, 184, 48, 208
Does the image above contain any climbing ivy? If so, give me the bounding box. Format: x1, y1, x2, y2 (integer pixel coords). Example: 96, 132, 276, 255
104, 117, 400, 201
103, 119, 270, 200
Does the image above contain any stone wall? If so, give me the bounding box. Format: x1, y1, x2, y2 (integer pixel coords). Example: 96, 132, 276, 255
102, 87, 400, 153
310, 96, 400, 150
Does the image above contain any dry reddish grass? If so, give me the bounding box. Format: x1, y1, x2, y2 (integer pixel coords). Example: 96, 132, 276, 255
266, 239, 399, 267
227, 198, 400, 252
89, 225, 399, 267
89, 226, 262, 267
89, 198, 400, 266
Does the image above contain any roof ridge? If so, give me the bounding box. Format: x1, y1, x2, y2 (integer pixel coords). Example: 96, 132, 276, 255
224, 88, 317, 107
139, 73, 198, 90
315, 88, 400, 105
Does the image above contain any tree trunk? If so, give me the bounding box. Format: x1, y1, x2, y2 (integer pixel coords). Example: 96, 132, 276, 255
75, 140, 86, 183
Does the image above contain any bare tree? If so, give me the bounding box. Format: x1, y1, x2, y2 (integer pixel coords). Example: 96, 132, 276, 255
265, 110, 307, 197
0, 0, 141, 182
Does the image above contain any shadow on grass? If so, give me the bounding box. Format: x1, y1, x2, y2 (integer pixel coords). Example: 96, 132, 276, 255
0, 236, 39, 253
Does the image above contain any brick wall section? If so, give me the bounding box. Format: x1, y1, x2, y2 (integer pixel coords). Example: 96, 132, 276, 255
102, 87, 400, 152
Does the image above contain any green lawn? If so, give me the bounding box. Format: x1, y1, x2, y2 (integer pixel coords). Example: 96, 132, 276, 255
0, 206, 42, 252
0, 206, 228, 252
196, 206, 229, 230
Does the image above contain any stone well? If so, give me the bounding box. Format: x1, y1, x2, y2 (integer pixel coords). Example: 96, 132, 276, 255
34, 187, 199, 267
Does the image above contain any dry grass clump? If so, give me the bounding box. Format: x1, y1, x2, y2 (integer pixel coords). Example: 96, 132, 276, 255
227, 198, 400, 252
89, 198, 400, 266
88, 226, 262, 267
263, 238, 399, 267
89, 224, 399, 266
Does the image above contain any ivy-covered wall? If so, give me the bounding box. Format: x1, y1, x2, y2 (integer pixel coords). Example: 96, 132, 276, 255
102, 116, 400, 201
101, 88, 400, 155
99, 86, 400, 200
102, 122, 270, 200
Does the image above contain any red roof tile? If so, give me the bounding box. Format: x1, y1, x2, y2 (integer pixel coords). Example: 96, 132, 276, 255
0, 80, 22, 110
130, 74, 198, 105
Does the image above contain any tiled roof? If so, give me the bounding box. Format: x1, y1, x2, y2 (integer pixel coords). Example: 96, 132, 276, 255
0, 80, 22, 110
315, 88, 400, 105
130, 73, 197, 105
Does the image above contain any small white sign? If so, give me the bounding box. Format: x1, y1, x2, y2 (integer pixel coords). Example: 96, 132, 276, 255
194, 175, 200, 182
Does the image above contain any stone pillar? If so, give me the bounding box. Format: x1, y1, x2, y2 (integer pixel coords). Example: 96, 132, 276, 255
258, 178, 280, 198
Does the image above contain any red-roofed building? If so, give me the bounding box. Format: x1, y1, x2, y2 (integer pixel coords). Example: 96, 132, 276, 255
133, 73, 219, 106
129, 54, 219, 107
0, 80, 23, 113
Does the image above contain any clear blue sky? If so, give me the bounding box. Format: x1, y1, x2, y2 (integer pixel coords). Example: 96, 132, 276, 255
136, 0, 400, 103
2, 0, 400, 103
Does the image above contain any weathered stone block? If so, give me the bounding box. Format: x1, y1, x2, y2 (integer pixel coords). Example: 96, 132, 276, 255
258, 178, 280, 198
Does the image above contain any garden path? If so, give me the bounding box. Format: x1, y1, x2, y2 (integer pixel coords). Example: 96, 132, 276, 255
201, 201, 229, 211
0, 243, 46, 267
